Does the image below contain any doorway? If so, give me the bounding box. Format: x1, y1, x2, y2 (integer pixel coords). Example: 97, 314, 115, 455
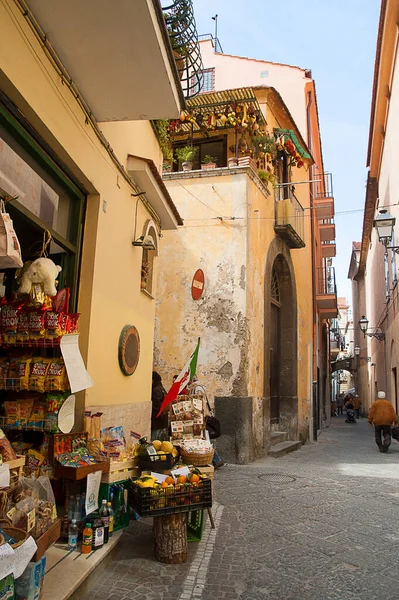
270, 272, 281, 422
392, 367, 398, 413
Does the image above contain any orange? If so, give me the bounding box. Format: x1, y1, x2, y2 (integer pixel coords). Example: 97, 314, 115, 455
165, 476, 175, 485
161, 481, 169, 488
188, 473, 200, 484
177, 475, 187, 484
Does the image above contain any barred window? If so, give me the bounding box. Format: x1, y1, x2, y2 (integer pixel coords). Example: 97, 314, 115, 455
193, 68, 215, 95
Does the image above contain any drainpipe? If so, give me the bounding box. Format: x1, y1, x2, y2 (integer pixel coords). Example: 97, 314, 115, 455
306, 90, 318, 441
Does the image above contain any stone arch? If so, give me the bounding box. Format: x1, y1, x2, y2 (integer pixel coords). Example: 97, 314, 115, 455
264, 238, 298, 441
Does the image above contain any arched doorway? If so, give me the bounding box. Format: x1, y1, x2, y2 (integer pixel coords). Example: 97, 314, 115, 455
264, 241, 298, 440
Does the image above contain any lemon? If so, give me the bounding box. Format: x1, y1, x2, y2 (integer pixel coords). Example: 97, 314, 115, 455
152, 440, 162, 451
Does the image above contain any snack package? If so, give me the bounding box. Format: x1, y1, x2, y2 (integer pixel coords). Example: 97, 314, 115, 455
11, 441, 33, 455
18, 398, 34, 426
6, 356, 19, 388
83, 410, 92, 437
0, 357, 9, 387
45, 392, 68, 433
1, 304, 21, 344
17, 310, 30, 344
45, 358, 67, 392
4, 400, 18, 427
27, 399, 45, 429
39, 435, 51, 458
0, 429, 17, 461
28, 310, 46, 341
25, 449, 45, 478
45, 311, 63, 340
29, 357, 50, 392
67, 313, 80, 334
17, 357, 32, 391
34, 476, 57, 536
91, 412, 103, 439
101, 426, 125, 453
86, 438, 104, 459
10, 478, 38, 533
14, 555, 46, 600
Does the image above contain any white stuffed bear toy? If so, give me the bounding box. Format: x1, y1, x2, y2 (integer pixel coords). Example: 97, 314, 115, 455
18, 258, 62, 297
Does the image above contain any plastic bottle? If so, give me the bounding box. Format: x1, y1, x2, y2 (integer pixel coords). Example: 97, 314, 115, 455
99, 499, 110, 544
92, 515, 104, 550
68, 495, 75, 523
68, 519, 78, 550
81, 523, 93, 554
107, 502, 114, 538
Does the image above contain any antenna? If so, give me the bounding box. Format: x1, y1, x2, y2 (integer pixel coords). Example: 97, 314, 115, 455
212, 14, 218, 49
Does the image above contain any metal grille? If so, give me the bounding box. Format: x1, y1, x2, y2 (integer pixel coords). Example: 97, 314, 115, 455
258, 474, 296, 484
271, 268, 280, 304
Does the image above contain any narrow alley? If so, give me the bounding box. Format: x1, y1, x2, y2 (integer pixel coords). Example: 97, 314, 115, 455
88, 418, 399, 600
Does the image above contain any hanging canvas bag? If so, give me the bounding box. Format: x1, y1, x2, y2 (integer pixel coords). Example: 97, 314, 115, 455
0, 200, 23, 269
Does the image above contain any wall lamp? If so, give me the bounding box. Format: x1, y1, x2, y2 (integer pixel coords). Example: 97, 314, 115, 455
132, 235, 156, 250
374, 209, 399, 252
358, 315, 385, 341
354, 345, 371, 361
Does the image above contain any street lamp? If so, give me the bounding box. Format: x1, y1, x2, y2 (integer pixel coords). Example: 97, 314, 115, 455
374, 209, 399, 252
354, 344, 371, 361
358, 315, 385, 341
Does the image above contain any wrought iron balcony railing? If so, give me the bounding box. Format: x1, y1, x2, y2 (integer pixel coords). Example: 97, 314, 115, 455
316, 266, 337, 296
162, 0, 204, 98
274, 185, 305, 248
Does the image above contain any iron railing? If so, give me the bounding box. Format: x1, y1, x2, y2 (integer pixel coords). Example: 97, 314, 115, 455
198, 33, 224, 53
275, 185, 305, 243
162, 1, 204, 98
316, 266, 337, 295
313, 172, 333, 199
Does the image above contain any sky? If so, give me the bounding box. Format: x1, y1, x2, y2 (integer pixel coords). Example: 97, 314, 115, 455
192, 0, 381, 304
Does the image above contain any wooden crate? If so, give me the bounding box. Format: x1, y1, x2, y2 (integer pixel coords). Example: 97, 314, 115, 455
32, 519, 61, 562
54, 460, 108, 481
102, 458, 137, 473
101, 467, 140, 484
6, 455, 25, 487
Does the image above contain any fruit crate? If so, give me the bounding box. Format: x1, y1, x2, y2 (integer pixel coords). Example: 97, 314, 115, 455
187, 510, 205, 542
130, 478, 212, 518
138, 453, 176, 471
99, 481, 130, 531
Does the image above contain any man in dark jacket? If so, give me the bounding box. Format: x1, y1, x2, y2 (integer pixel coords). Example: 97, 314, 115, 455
151, 371, 168, 441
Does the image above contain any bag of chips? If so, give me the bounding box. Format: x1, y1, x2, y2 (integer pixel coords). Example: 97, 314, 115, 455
18, 398, 34, 427
29, 357, 50, 392
17, 357, 32, 391
29, 310, 46, 341
4, 401, 18, 427
7, 356, 19, 388
17, 310, 30, 344
0, 357, 9, 388
45, 311, 63, 341
25, 449, 44, 478
1, 304, 21, 344
67, 313, 80, 334
27, 399, 45, 429
45, 392, 68, 433
45, 358, 67, 392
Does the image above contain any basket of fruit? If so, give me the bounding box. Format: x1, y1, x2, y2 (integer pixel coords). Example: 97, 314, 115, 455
179, 447, 214, 467
138, 440, 179, 471
129, 470, 212, 517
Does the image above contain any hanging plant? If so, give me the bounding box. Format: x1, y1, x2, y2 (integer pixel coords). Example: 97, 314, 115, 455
155, 120, 174, 162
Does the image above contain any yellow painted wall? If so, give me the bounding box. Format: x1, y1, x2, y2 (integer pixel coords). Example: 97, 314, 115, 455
0, 0, 168, 434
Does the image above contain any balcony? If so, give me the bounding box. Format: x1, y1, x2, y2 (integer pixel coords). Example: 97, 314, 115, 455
321, 241, 337, 258
274, 186, 306, 249
313, 173, 335, 220
316, 266, 338, 319
26, 0, 191, 120
319, 219, 336, 242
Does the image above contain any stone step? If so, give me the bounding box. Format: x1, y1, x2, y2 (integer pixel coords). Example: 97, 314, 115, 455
270, 431, 288, 446
268, 440, 302, 458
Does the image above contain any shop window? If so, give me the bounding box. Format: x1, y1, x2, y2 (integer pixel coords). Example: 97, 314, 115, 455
0, 99, 84, 309
173, 137, 227, 171
141, 222, 159, 296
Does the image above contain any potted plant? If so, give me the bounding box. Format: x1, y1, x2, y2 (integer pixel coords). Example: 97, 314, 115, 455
175, 146, 198, 171
201, 155, 217, 170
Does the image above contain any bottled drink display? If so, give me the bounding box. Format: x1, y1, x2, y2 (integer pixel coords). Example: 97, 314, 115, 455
99, 499, 110, 544
92, 515, 104, 550
68, 519, 78, 550
107, 502, 114, 538
82, 523, 93, 554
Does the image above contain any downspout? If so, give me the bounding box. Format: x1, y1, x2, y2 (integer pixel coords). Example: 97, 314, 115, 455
306, 89, 318, 441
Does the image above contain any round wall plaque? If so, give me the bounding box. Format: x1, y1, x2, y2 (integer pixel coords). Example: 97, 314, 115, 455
118, 325, 140, 376
191, 269, 205, 300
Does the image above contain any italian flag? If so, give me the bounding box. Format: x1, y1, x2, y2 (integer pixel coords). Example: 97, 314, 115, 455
156, 338, 201, 417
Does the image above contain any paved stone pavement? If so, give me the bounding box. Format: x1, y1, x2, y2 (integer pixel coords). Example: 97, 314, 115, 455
89, 417, 399, 599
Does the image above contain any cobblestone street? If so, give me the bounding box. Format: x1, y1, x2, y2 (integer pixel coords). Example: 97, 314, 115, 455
89, 417, 399, 600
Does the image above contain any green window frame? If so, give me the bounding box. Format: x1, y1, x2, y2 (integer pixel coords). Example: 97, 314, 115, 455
0, 95, 85, 309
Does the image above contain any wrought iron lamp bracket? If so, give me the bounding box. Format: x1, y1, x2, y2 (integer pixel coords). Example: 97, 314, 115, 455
366, 332, 385, 341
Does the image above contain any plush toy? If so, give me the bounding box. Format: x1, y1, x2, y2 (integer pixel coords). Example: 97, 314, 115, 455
18, 258, 62, 297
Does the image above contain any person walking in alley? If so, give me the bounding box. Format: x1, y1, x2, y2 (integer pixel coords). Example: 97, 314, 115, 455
337, 393, 345, 416
353, 394, 361, 419
151, 371, 169, 441
368, 391, 398, 453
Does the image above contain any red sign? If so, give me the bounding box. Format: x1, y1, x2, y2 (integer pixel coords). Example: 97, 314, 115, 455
191, 269, 205, 300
